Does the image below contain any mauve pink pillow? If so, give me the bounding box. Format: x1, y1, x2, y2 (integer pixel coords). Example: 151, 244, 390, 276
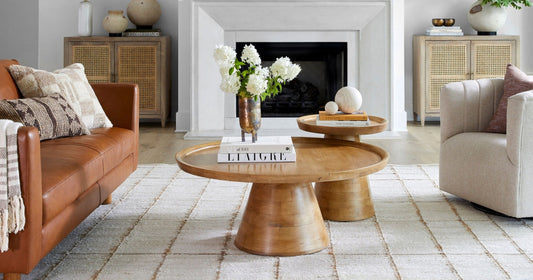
485, 64, 533, 133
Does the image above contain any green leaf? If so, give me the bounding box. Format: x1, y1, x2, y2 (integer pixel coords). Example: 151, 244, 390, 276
481, 0, 531, 9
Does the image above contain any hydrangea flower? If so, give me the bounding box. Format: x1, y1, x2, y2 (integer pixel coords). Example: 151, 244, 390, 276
213, 45, 236, 69
219, 72, 240, 95
241, 44, 261, 66
246, 73, 268, 97
271, 57, 301, 81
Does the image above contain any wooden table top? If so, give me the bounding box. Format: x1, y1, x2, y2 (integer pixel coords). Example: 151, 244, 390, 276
176, 137, 389, 184
296, 115, 388, 136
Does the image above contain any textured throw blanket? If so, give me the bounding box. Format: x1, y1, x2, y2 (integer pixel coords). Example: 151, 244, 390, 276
0, 120, 24, 252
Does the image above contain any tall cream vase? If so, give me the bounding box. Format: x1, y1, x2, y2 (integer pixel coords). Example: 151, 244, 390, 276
78, 0, 92, 36
467, 0, 507, 35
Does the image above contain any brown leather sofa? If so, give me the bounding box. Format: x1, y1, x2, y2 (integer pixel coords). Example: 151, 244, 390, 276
0, 59, 139, 280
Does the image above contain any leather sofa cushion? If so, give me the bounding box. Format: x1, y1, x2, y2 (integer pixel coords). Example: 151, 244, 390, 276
41, 127, 135, 225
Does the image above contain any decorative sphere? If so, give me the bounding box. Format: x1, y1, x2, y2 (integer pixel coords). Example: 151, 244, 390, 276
127, 0, 161, 29
334, 86, 362, 114
324, 101, 338, 114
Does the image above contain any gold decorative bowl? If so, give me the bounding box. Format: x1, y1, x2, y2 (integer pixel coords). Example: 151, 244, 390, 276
432, 18, 445, 27
444, 18, 455, 26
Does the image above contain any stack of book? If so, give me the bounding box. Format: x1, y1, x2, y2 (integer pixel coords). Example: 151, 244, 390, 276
425, 26, 464, 36
217, 136, 296, 163
316, 111, 370, 127
123, 28, 161, 37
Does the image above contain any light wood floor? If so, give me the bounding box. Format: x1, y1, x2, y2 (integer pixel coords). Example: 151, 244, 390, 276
139, 121, 440, 165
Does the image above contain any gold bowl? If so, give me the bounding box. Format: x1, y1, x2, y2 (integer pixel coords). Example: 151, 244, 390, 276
432, 18, 444, 26
444, 18, 455, 26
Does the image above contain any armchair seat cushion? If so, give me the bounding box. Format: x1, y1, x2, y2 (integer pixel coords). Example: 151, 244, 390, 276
441, 132, 518, 215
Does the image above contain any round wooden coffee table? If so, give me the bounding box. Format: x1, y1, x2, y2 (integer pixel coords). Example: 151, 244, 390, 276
175, 137, 388, 256
297, 115, 389, 221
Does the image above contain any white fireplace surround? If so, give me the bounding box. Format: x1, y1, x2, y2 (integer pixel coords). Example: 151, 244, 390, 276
177, 0, 406, 138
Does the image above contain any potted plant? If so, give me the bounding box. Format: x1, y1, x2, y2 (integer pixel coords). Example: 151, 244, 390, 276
468, 0, 531, 35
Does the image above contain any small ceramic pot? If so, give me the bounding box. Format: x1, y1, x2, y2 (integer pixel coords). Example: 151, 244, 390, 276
127, 0, 161, 29
103, 10, 128, 37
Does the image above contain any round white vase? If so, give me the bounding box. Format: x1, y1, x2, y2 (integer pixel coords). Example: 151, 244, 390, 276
467, 0, 507, 35
103, 10, 129, 37
127, 0, 161, 29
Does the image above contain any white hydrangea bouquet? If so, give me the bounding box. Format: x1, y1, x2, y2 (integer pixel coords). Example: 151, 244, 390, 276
213, 44, 301, 101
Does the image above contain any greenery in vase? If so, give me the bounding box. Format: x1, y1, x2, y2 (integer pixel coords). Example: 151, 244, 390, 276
213, 44, 301, 101
480, 0, 531, 9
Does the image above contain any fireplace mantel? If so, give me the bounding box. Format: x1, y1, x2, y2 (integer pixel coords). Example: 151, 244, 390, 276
177, 0, 406, 138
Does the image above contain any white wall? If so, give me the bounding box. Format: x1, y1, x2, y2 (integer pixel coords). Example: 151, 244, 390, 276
0, 0, 39, 67
1, 0, 531, 122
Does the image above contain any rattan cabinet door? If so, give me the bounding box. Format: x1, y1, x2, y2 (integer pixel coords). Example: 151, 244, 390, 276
471, 40, 516, 80
67, 41, 113, 83
425, 41, 470, 114
115, 42, 160, 118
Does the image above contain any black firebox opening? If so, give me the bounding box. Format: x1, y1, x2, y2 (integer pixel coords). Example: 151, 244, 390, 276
235, 42, 347, 118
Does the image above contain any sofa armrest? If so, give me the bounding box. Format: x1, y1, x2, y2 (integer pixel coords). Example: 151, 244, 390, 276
91, 83, 139, 132
440, 78, 504, 143
507, 90, 533, 166
0, 127, 43, 274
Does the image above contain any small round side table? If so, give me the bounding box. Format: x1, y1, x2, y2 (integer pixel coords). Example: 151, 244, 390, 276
296, 114, 389, 221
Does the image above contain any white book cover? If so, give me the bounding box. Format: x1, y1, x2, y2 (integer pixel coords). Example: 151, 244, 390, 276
217, 151, 296, 163
219, 136, 294, 153
425, 32, 464, 36
316, 116, 370, 127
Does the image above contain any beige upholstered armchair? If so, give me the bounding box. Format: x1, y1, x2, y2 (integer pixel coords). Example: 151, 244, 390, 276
439, 78, 533, 218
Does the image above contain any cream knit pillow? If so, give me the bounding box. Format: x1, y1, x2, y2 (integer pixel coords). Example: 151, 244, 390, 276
8, 63, 113, 129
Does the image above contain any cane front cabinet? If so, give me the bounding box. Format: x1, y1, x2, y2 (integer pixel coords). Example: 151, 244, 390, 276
413, 35, 519, 126
64, 36, 171, 127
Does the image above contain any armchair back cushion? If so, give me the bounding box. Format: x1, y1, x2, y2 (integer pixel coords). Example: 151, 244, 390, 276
440, 79, 503, 143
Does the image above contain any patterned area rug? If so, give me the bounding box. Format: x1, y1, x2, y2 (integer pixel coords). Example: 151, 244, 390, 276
17, 164, 533, 279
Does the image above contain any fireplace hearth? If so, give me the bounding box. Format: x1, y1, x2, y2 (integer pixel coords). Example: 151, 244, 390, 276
236, 42, 347, 117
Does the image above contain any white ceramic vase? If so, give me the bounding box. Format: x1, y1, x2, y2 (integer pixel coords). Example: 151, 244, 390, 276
467, 0, 507, 35
127, 0, 161, 29
103, 10, 128, 37
78, 0, 92, 36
